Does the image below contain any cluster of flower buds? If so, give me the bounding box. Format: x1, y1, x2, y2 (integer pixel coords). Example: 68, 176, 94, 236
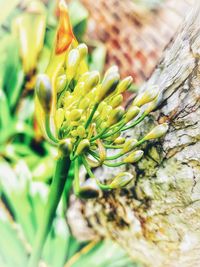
35, 0, 168, 199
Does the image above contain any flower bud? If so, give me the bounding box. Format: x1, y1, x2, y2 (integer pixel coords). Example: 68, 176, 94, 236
143, 123, 168, 141
66, 48, 81, 80
35, 74, 52, 112
97, 72, 120, 102
55, 108, 64, 129
104, 65, 119, 78
84, 71, 100, 94
59, 138, 73, 155
144, 97, 159, 115
78, 178, 101, 199
132, 85, 159, 107
114, 137, 125, 144
101, 105, 112, 119
122, 139, 138, 153
76, 139, 90, 155
79, 97, 90, 109
56, 74, 67, 93
77, 125, 86, 138
117, 76, 133, 94
109, 172, 134, 189
69, 109, 82, 121
123, 150, 144, 163
110, 94, 123, 108
125, 106, 140, 123
77, 43, 88, 58
107, 106, 124, 126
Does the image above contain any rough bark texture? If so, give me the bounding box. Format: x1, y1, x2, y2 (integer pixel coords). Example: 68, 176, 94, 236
67, 2, 200, 267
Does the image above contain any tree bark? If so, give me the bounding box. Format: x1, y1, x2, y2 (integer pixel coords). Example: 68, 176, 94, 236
67, 2, 200, 267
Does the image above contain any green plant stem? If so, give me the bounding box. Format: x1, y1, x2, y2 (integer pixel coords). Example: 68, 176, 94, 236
28, 154, 71, 267
85, 103, 99, 129
122, 114, 146, 131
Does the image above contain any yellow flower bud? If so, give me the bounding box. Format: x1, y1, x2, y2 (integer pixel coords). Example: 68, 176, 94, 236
123, 150, 144, 163
98, 101, 107, 113
79, 97, 90, 109
104, 65, 119, 78
107, 106, 124, 126
77, 43, 88, 58
56, 74, 67, 93
117, 76, 133, 94
125, 106, 140, 123
101, 105, 112, 119
66, 48, 81, 80
69, 109, 82, 121
122, 139, 138, 153
35, 74, 52, 112
76, 139, 90, 155
71, 129, 78, 137
143, 123, 168, 141
55, 108, 64, 129
132, 85, 159, 107
77, 125, 86, 138
97, 72, 120, 102
114, 137, 125, 144
110, 94, 123, 108
144, 97, 159, 115
83, 71, 100, 94
109, 172, 134, 189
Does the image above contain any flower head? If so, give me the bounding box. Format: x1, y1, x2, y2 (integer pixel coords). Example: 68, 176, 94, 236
35, 1, 168, 198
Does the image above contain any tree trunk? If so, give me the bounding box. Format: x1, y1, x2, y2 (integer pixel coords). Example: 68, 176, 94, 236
67, 2, 200, 267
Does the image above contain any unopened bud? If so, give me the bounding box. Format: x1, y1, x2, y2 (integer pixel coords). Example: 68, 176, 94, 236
77, 125, 86, 137
56, 74, 67, 93
84, 71, 100, 93
35, 74, 52, 112
79, 97, 90, 109
132, 85, 159, 107
110, 94, 123, 108
109, 172, 134, 189
107, 106, 124, 126
97, 72, 120, 102
66, 48, 81, 80
117, 76, 133, 94
144, 97, 159, 115
123, 150, 144, 163
69, 109, 82, 121
114, 137, 125, 145
125, 106, 140, 123
143, 123, 168, 141
122, 139, 138, 153
104, 65, 119, 78
77, 43, 88, 58
76, 139, 90, 155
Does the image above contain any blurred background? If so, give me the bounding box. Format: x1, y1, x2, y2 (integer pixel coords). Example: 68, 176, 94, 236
0, 0, 194, 266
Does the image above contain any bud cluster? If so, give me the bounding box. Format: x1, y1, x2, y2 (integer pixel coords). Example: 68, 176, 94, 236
35, 0, 168, 199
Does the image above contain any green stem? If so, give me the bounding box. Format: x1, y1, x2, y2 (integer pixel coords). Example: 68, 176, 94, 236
85, 103, 99, 129
122, 114, 146, 131
28, 155, 71, 267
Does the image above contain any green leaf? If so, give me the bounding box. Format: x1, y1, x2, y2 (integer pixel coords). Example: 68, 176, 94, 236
89, 44, 106, 74
67, 239, 139, 267
0, 203, 28, 267
69, 0, 88, 41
